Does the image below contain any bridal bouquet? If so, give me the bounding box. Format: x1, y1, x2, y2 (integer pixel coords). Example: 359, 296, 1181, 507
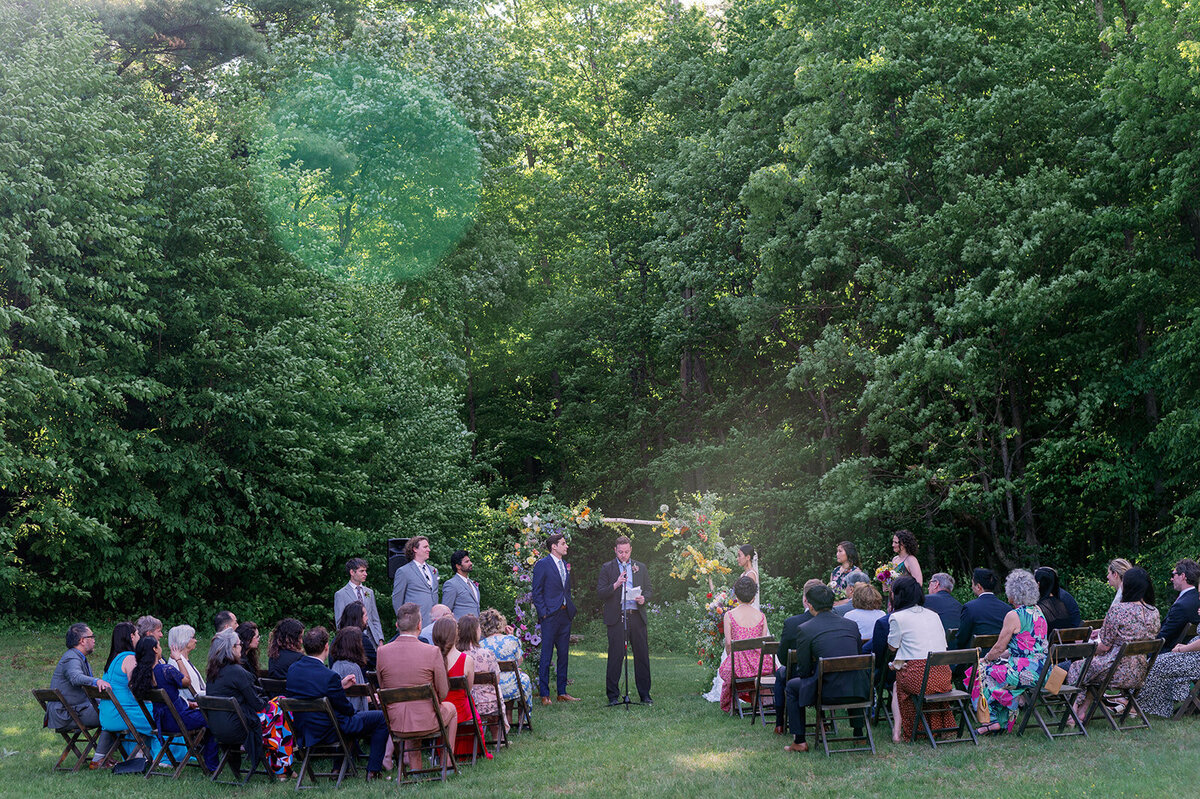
874, 562, 896, 592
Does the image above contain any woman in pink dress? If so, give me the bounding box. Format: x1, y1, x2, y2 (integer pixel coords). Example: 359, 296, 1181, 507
719, 576, 773, 713
432, 617, 492, 761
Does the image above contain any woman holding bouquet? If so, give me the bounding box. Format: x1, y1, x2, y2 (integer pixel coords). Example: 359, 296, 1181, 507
888, 530, 923, 588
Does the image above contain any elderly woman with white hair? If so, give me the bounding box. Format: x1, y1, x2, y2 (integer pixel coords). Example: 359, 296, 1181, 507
168, 624, 205, 699
969, 569, 1049, 735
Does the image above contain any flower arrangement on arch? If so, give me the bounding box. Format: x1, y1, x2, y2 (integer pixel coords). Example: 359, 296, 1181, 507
654, 492, 735, 591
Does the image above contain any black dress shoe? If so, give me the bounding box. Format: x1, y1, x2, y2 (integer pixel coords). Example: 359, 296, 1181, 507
608, 699, 622, 706
640, 696, 653, 705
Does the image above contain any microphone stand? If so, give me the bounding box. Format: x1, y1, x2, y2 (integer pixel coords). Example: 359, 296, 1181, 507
610, 565, 638, 709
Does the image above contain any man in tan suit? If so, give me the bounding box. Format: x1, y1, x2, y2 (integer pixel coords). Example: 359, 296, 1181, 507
376, 602, 457, 771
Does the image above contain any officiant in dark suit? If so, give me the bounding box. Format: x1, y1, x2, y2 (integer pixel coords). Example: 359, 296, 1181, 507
597, 535, 652, 705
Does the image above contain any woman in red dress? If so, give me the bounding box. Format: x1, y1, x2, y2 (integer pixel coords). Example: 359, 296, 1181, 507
431, 618, 492, 760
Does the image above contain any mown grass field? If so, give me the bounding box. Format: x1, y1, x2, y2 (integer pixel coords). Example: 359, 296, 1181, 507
2, 628, 1197, 798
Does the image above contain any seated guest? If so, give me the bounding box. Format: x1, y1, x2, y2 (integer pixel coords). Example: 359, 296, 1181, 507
924, 573, 963, 632
772, 578, 824, 733
337, 601, 377, 670
98, 622, 154, 760
1158, 559, 1200, 650
832, 572, 869, 617
458, 614, 507, 732
970, 570, 1049, 734
845, 584, 886, 643
48, 623, 116, 769
285, 627, 388, 779
1034, 568, 1073, 635
131, 636, 219, 771
418, 605, 453, 645
1068, 566, 1161, 720
955, 568, 1010, 649
236, 621, 261, 677
137, 615, 164, 642
718, 576, 773, 714
266, 618, 305, 680
329, 627, 370, 714
434, 617, 492, 760
1137, 622, 1200, 717
782, 584, 868, 753
205, 629, 267, 776
478, 609, 534, 710
376, 603, 457, 773
1105, 558, 1133, 608
167, 625, 204, 700
887, 576, 951, 743
214, 610, 238, 634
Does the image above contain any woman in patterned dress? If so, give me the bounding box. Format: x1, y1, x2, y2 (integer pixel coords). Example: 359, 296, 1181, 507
718, 576, 773, 713
1138, 632, 1200, 717
971, 570, 1049, 734
830, 541, 866, 595
458, 614, 508, 732
479, 608, 534, 712
1068, 567, 1160, 721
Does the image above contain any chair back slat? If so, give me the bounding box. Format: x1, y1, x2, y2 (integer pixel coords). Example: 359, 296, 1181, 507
970, 634, 999, 651
448, 676, 469, 692
730, 636, 768, 653
1052, 627, 1091, 645
926, 648, 979, 668
817, 654, 874, 675
378, 685, 438, 705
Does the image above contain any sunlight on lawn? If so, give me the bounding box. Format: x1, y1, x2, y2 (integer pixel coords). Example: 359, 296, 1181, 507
669, 749, 738, 771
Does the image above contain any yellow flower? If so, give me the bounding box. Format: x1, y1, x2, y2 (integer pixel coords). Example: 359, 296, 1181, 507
525, 556, 536, 565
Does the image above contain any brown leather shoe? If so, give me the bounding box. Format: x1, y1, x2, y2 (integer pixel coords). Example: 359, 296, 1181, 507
773, 725, 784, 736
557, 693, 581, 702
783, 742, 809, 753
541, 696, 553, 706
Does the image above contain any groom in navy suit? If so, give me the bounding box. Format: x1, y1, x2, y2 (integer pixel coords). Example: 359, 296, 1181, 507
532, 533, 578, 703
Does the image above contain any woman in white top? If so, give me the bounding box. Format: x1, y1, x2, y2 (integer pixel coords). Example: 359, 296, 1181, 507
887, 576, 949, 742
168, 624, 205, 700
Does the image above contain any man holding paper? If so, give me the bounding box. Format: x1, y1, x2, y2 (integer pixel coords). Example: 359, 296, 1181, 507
597, 535, 653, 705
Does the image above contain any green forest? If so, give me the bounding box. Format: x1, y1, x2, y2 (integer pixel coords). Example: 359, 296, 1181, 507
2, 0, 1198, 622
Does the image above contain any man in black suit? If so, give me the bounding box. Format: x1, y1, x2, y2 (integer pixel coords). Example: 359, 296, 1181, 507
772, 579, 822, 734
1159, 559, 1200, 650
924, 572, 963, 632
782, 584, 869, 753
285, 627, 390, 779
597, 535, 652, 704
956, 568, 1011, 650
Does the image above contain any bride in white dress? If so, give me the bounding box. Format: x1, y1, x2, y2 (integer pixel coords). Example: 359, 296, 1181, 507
703, 544, 760, 701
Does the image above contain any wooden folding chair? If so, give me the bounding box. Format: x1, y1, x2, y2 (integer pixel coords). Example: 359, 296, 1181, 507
1082, 638, 1162, 732
1016, 641, 1096, 740
1051, 627, 1092, 646
84, 684, 153, 764
345, 682, 378, 711
1081, 619, 1105, 632
195, 695, 267, 785
814, 654, 875, 756
970, 634, 999, 651
1173, 675, 1200, 720
448, 676, 485, 765
473, 672, 508, 749
946, 628, 958, 648
32, 688, 100, 772
377, 685, 458, 785
911, 649, 979, 747
871, 647, 895, 728
498, 661, 532, 733
728, 636, 769, 718
751, 640, 780, 726
278, 696, 358, 788
135, 693, 185, 779
145, 689, 212, 779
364, 670, 380, 690
258, 678, 287, 698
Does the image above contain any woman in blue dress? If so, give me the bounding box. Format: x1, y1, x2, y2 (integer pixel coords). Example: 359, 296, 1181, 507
479, 608, 534, 709
98, 623, 160, 760
131, 635, 219, 771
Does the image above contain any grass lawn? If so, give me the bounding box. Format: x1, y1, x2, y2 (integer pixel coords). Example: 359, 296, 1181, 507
3, 628, 1198, 798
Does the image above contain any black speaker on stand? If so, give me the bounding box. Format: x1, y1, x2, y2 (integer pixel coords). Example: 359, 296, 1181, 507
387, 538, 411, 584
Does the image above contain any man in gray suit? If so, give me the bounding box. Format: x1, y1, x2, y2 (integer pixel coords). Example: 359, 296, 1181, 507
48, 622, 117, 766
334, 557, 385, 646
391, 536, 439, 627
441, 550, 481, 620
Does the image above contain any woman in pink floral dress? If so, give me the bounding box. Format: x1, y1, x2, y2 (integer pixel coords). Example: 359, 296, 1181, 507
718, 576, 773, 713
969, 570, 1049, 734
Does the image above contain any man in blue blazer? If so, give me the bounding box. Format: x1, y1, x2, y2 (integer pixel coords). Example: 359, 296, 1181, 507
285, 627, 389, 778
531, 533, 578, 703
956, 568, 1010, 650
391, 536, 439, 628
1159, 559, 1200, 650
924, 573, 963, 632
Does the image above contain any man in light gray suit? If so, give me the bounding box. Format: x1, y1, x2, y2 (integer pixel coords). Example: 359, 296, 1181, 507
48, 622, 118, 765
442, 550, 481, 620
391, 536, 439, 627
334, 557, 385, 646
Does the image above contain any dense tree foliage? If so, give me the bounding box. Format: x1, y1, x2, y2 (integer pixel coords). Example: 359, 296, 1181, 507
3, 0, 1198, 621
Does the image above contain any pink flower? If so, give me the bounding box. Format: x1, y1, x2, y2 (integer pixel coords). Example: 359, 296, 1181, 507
1033, 617, 1048, 636
1016, 657, 1030, 671
991, 688, 1013, 705
1014, 631, 1035, 650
